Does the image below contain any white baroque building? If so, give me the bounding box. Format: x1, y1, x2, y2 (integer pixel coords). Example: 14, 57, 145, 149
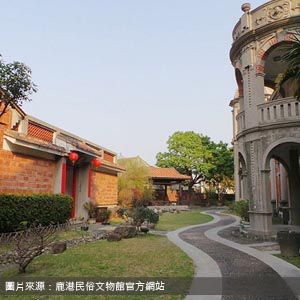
230, 0, 300, 236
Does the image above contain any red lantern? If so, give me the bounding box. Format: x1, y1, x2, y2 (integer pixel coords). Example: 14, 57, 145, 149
68, 152, 79, 165
91, 158, 101, 168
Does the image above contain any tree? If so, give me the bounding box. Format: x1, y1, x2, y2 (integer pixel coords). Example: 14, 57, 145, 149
156, 131, 213, 187
206, 141, 234, 203
10, 223, 57, 273
118, 158, 153, 208
0, 55, 37, 118
276, 33, 300, 100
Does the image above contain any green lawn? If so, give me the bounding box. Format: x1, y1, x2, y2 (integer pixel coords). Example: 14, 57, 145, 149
0, 244, 11, 255
0, 229, 88, 256
54, 229, 90, 241
156, 210, 213, 231
275, 254, 300, 268
1, 234, 194, 300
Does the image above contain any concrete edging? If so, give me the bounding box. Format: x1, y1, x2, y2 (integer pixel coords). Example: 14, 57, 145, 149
205, 212, 300, 298
167, 212, 222, 300
167, 210, 300, 299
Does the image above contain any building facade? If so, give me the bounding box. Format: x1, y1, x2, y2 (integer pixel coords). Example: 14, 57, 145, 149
0, 104, 124, 219
230, 0, 300, 235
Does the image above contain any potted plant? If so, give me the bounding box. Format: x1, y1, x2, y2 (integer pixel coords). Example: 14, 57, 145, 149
277, 230, 300, 257
83, 202, 97, 224
96, 209, 112, 225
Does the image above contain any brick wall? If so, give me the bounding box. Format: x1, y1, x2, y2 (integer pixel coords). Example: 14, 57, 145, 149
0, 150, 56, 194
28, 121, 54, 143
91, 171, 118, 206
0, 105, 12, 148
103, 151, 115, 163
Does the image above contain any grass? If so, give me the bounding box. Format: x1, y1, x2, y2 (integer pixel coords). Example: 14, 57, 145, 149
0, 243, 11, 255
155, 210, 213, 231
1, 234, 194, 300
109, 217, 125, 226
275, 254, 300, 268
54, 229, 90, 241
0, 229, 89, 256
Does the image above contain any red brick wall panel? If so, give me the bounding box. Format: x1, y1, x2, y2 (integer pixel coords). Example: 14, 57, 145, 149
0, 105, 12, 148
28, 122, 53, 143
0, 150, 55, 194
90, 171, 118, 206
103, 151, 115, 163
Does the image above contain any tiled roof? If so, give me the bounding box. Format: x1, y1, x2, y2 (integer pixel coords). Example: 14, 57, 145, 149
148, 167, 190, 180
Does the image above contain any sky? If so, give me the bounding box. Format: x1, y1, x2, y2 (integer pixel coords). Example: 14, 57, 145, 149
1, 0, 267, 164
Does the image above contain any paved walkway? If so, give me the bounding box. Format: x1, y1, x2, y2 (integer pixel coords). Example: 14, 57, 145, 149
168, 211, 300, 300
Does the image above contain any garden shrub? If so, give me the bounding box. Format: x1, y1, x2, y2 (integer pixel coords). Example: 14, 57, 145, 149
205, 190, 218, 206
130, 207, 159, 225
116, 208, 128, 219
0, 194, 73, 233
233, 200, 250, 222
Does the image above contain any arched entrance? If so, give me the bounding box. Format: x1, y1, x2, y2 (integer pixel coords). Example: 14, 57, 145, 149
264, 141, 300, 225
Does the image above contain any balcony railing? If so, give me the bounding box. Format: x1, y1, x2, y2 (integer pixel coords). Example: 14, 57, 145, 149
258, 97, 300, 126
236, 111, 245, 134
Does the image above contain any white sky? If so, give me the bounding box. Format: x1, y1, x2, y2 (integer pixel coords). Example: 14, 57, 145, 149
1, 0, 267, 164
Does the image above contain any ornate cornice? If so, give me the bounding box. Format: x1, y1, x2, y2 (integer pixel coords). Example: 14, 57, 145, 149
230, 16, 300, 62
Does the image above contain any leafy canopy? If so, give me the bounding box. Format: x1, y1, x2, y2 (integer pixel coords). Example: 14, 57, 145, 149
156, 131, 234, 190
208, 141, 234, 184
276, 33, 300, 100
0, 55, 37, 118
118, 158, 152, 208
156, 131, 213, 186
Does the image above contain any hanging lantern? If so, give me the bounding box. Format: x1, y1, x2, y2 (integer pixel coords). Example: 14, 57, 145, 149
68, 152, 79, 165
91, 158, 102, 168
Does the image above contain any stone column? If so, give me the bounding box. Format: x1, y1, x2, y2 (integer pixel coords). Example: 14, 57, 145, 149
289, 150, 300, 225
242, 67, 265, 129
54, 157, 66, 194
280, 164, 288, 203
249, 168, 273, 236
234, 145, 240, 202
269, 159, 277, 204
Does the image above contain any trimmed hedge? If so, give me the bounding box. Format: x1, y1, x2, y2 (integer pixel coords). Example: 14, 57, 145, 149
0, 194, 73, 233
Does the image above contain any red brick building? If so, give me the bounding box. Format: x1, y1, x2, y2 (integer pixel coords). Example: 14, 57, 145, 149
0, 103, 124, 219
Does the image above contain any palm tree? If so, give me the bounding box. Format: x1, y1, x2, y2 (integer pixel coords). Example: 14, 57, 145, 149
276, 34, 300, 100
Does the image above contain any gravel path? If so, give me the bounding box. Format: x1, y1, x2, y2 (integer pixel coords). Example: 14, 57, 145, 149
179, 212, 298, 300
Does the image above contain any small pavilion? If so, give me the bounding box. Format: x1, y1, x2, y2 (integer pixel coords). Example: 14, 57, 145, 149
148, 167, 190, 204
118, 156, 190, 205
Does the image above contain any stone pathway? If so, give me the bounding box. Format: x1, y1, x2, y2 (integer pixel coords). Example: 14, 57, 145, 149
170, 211, 300, 300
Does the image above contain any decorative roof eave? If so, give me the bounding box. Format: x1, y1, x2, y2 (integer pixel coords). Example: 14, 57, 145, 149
229, 98, 240, 108
230, 16, 300, 63
4, 130, 67, 156
148, 167, 191, 181
151, 176, 190, 181
69, 141, 103, 157
11, 104, 26, 118
99, 160, 126, 173
27, 115, 117, 156
4, 131, 126, 173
